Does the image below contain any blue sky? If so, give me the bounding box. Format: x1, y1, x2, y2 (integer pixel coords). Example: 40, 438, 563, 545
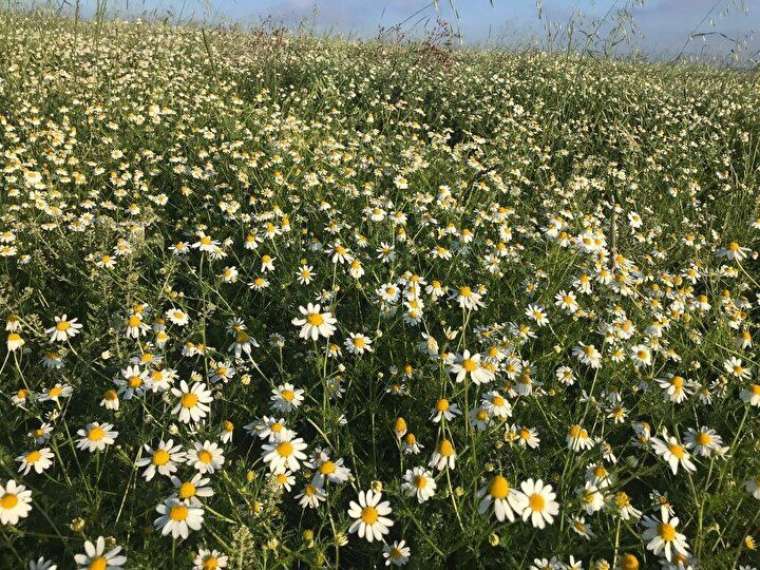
59, 0, 760, 57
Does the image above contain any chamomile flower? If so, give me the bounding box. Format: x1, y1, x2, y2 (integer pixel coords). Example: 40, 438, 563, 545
430, 398, 460, 423
16, 447, 54, 475
171, 381, 213, 424
348, 489, 394, 543
429, 438, 457, 471
74, 537, 126, 570
402, 467, 437, 503
292, 303, 337, 340
651, 434, 696, 475
170, 474, 214, 506
478, 475, 527, 522
76, 422, 118, 452
0, 480, 33, 525
46, 314, 82, 342
518, 479, 559, 529
642, 510, 689, 562
262, 437, 308, 473
296, 483, 327, 509
270, 383, 305, 413
190, 441, 225, 475
193, 549, 228, 570
344, 332, 373, 355
383, 540, 411, 566
154, 498, 204, 539
136, 440, 186, 481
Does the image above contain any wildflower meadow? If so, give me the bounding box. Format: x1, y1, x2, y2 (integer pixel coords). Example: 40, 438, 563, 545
0, 10, 759, 570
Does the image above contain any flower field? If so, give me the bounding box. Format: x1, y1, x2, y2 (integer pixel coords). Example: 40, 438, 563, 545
1, 11, 760, 570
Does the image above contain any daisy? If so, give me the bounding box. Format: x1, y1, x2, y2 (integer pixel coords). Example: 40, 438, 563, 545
270, 383, 305, 413
717, 241, 750, 261
262, 438, 308, 473
518, 479, 559, 529
429, 439, 456, 471
383, 540, 411, 567
567, 424, 594, 452
642, 510, 689, 562
190, 441, 225, 475
100, 389, 120, 411
554, 290, 579, 313
39, 383, 72, 404
170, 474, 214, 506
478, 475, 527, 522
402, 467, 437, 503
450, 350, 493, 385
577, 482, 605, 514
136, 440, 186, 481
684, 427, 727, 457
740, 383, 760, 407
348, 489, 394, 543
165, 308, 190, 326
6, 331, 24, 352
193, 549, 228, 570
154, 498, 204, 539
656, 374, 693, 404
631, 344, 653, 367
613, 491, 642, 520
125, 312, 150, 339
246, 416, 295, 442
16, 447, 54, 475
454, 285, 485, 311
76, 422, 118, 452
651, 434, 696, 474
115, 365, 148, 399
46, 314, 83, 342
344, 332, 373, 355
74, 536, 126, 569
292, 303, 337, 341
28, 557, 57, 570
296, 483, 327, 509
29, 423, 53, 445
171, 381, 213, 424
430, 398, 461, 423
310, 452, 351, 486
0, 479, 33, 525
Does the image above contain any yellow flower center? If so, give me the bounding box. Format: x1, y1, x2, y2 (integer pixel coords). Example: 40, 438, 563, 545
414, 476, 428, 489
128, 376, 142, 389
360, 506, 379, 524
197, 450, 213, 464
26, 450, 41, 464
203, 557, 219, 570
669, 444, 685, 459
56, 321, 71, 331
104, 389, 118, 401
751, 384, 760, 396
459, 286, 472, 297
153, 449, 171, 466
181, 393, 199, 408
529, 493, 546, 512
169, 504, 189, 521
319, 461, 336, 475
128, 315, 141, 327
489, 476, 510, 499
88, 426, 106, 441
696, 432, 712, 446
277, 442, 294, 457
281, 390, 295, 402
462, 358, 477, 372
438, 439, 455, 457
179, 482, 196, 499
435, 399, 449, 412
0, 493, 18, 509
658, 523, 676, 542
307, 313, 324, 326
88, 557, 107, 570
48, 386, 63, 398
